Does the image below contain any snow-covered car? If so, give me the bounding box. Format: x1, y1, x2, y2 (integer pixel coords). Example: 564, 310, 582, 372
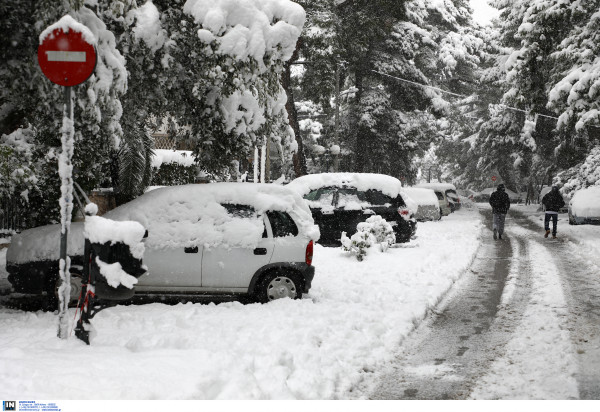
568, 186, 600, 225
401, 187, 441, 221
6, 183, 320, 304
287, 173, 417, 246
415, 183, 453, 216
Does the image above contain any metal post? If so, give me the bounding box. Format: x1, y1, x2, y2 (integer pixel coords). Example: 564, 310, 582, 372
333, 64, 340, 172
57, 86, 74, 339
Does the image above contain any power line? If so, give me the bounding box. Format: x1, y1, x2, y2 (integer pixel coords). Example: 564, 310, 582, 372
372, 70, 470, 98
372, 69, 600, 128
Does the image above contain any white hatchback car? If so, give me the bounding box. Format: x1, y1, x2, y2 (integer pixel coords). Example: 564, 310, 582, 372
7, 183, 320, 304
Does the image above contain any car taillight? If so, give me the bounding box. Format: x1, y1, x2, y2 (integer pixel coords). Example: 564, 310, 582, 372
305, 240, 314, 266
398, 207, 411, 221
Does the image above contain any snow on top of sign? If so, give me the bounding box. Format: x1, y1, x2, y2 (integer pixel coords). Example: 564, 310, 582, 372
569, 186, 600, 218
39, 15, 97, 46
287, 173, 403, 198
402, 187, 439, 207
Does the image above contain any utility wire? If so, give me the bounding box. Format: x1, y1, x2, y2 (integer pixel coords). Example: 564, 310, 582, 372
372, 69, 600, 127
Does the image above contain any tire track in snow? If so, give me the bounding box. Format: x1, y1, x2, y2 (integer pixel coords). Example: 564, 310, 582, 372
368, 209, 532, 399
509, 210, 600, 399
469, 233, 579, 399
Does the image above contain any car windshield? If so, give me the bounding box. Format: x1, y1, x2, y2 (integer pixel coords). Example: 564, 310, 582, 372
434, 191, 444, 200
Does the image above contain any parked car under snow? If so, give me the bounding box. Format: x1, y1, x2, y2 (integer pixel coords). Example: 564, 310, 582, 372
401, 187, 441, 221
415, 182, 454, 216
6, 183, 320, 304
287, 173, 417, 246
568, 186, 600, 225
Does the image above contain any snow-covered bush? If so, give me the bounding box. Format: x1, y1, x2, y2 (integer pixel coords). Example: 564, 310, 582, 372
341, 215, 396, 261
341, 230, 374, 262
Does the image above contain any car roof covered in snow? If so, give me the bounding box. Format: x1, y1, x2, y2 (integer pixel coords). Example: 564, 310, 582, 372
8, 183, 319, 264
414, 182, 457, 192
402, 187, 439, 207
287, 173, 403, 198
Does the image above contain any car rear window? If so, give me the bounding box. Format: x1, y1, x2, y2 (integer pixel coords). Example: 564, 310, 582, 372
267, 211, 299, 237
365, 189, 393, 206
305, 187, 336, 207
434, 191, 444, 200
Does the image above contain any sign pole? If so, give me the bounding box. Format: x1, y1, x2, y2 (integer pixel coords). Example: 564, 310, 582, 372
38, 15, 97, 339
57, 86, 74, 339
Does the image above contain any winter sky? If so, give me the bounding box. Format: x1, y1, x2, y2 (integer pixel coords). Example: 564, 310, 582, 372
470, 0, 500, 25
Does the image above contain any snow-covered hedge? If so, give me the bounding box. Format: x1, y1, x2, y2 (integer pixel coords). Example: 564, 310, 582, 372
341, 216, 396, 261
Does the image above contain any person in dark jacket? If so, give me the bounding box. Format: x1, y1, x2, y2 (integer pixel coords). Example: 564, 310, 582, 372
489, 183, 511, 240
542, 186, 565, 239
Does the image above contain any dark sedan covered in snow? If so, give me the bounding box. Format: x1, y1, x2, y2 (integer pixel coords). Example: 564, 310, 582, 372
287, 173, 417, 246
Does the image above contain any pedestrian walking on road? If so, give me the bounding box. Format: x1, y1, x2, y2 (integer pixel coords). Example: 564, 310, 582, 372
542, 186, 565, 239
489, 183, 510, 240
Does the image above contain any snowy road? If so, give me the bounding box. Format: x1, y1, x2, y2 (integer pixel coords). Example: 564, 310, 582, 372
369, 207, 600, 400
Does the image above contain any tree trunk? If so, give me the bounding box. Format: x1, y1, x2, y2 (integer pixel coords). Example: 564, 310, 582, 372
282, 39, 307, 178
353, 68, 367, 173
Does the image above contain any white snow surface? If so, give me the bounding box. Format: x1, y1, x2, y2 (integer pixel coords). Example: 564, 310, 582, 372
0, 210, 481, 399
287, 173, 403, 198
84, 216, 146, 260
39, 14, 97, 46
569, 186, 600, 218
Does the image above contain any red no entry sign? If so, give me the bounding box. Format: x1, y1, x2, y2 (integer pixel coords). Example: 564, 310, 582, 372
492, 175, 497, 182
38, 26, 97, 87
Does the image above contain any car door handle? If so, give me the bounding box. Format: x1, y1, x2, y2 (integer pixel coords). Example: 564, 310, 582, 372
184, 246, 199, 253
254, 248, 268, 255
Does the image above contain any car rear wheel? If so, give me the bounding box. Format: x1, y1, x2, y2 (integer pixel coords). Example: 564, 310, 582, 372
255, 271, 302, 303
